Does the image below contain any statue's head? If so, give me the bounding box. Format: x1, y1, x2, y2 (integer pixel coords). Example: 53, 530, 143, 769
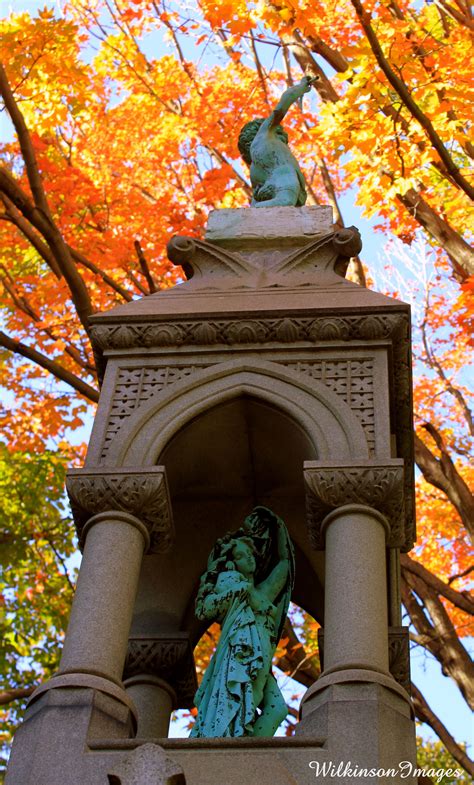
238, 119, 289, 164
230, 537, 257, 577
238, 119, 264, 164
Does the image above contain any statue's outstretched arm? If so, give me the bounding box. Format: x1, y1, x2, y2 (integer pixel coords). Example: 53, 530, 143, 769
269, 76, 314, 128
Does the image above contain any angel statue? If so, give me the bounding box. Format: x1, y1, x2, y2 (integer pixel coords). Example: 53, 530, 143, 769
190, 507, 295, 738
238, 75, 316, 208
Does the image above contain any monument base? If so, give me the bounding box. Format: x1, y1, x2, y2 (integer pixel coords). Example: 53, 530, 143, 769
297, 681, 417, 784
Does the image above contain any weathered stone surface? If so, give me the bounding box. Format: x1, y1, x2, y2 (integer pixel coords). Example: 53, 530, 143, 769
205, 205, 333, 246
108, 744, 185, 785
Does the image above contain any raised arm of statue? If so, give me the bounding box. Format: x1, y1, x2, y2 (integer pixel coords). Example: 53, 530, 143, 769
268, 76, 314, 128
238, 76, 315, 208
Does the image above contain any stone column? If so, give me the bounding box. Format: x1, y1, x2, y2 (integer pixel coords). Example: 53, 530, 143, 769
302, 460, 407, 696
322, 504, 390, 676
124, 676, 176, 737
123, 634, 197, 738
59, 511, 148, 683
298, 461, 416, 776
60, 467, 174, 687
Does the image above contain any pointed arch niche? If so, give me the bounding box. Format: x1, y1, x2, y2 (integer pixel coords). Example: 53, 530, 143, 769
128, 360, 369, 644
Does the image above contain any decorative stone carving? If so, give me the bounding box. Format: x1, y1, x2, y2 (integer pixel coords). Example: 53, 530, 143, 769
317, 626, 410, 694
282, 359, 375, 455
166, 227, 361, 289
388, 627, 411, 694
123, 635, 197, 709
304, 460, 406, 549
108, 743, 185, 785
66, 467, 174, 554
91, 312, 407, 353
101, 366, 202, 462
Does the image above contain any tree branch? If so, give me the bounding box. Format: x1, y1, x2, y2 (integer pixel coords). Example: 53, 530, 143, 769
0, 330, 99, 402
134, 240, 158, 294
414, 428, 474, 541
70, 247, 134, 302
350, 0, 474, 200
0, 63, 49, 213
0, 166, 93, 334
411, 682, 474, 775
0, 686, 36, 706
0, 193, 62, 278
400, 554, 474, 614
397, 188, 474, 280
274, 617, 320, 688
402, 573, 474, 708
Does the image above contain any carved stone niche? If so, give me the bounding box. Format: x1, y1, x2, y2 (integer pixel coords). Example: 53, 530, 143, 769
317, 626, 411, 694
66, 467, 174, 554
304, 459, 409, 550
123, 634, 198, 709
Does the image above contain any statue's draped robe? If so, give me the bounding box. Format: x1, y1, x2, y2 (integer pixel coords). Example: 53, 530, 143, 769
191, 512, 294, 738
190, 596, 264, 737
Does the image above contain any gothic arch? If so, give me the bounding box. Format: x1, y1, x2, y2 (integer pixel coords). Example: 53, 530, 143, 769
103, 358, 369, 467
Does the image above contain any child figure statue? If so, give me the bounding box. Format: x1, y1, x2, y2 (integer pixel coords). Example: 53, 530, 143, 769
190, 507, 295, 738
238, 76, 315, 208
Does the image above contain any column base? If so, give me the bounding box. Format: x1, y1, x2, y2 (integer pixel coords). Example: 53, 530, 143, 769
6, 676, 137, 785
297, 680, 417, 784
302, 667, 411, 709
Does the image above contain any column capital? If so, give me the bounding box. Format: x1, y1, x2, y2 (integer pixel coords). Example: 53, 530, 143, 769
66, 466, 174, 554
304, 460, 406, 549
123, 634, 197, 709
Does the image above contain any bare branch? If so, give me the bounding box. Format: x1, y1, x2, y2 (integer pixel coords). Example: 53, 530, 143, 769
0, 686, 36, 706
402, 573, 474, 708
400, 554, 474, 614
0, 330, 99, 403
134, 240, 158, 294
411, 683, 474, 775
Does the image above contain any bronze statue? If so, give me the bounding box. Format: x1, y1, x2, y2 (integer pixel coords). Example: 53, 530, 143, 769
190, 507, 294, 738
238, 76, 315, 207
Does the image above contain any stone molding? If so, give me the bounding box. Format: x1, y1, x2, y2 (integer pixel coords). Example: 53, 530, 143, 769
166, 226, 361, 288
123, 635, 197, 709
317, 626, 411, 694
66, 467, 174, 554
91, 312, 406, 354
304, 460, 408, 549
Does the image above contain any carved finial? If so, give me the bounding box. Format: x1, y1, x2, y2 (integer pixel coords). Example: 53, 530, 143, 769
107, 743, 185, 785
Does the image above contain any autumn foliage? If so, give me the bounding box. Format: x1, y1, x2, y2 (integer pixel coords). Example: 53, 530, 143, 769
0, 0, 473, 776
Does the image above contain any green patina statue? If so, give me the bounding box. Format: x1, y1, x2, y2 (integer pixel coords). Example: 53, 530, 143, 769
190, 507, 295, 738
238, 76, 315, 208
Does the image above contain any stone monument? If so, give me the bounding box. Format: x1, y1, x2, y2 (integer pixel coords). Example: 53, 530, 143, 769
6, 97, 418, 782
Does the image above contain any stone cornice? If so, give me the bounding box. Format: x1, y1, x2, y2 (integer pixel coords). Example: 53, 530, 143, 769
304, 460, 408, 549
66, 467, 174, 554
91, 311, 408, 353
